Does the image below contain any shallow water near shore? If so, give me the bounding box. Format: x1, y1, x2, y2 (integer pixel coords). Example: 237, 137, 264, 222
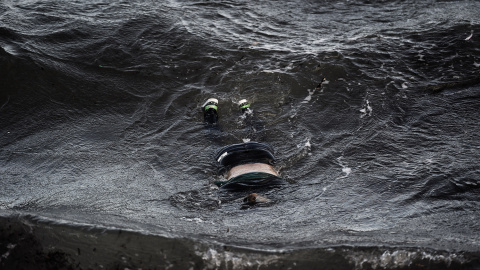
1, 0, 480, 269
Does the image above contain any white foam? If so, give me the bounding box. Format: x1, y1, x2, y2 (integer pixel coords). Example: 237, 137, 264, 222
197, 247, 280, 270
360, 100, 372, 118
305, 139, 311, 148
181, 217, 204, 223
302, 88, 315, 103
1, 243, 16, 261
297, 138, 311, 149
342, 167, 352, 176
336, 157, 352, 179
347, 249, 468, 270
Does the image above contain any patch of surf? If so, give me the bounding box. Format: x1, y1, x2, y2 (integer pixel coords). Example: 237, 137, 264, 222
296, 138, 312, 156
346, 248, 469, 270
197, 247, 280, 270
360, 99, 372, 118
336, 157, 352, 179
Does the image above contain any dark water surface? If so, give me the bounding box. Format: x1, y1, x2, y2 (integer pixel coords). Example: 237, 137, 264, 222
1, 0, 480, 269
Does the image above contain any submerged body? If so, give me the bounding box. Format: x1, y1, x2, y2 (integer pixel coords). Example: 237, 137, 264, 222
213, 141, 285, 191
203, 99, 286, 193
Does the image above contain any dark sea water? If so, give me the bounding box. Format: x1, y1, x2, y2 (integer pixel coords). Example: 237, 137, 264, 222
1, 0, 480, 269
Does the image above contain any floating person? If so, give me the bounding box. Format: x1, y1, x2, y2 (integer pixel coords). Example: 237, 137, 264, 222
201, 79, 326, 208
202, 97, 286, 207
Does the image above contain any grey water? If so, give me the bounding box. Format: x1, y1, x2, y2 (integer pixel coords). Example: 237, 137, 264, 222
1, 0, 480, 269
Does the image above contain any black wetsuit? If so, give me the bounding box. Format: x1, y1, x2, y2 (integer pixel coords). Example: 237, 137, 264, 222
214, 141, 285, 190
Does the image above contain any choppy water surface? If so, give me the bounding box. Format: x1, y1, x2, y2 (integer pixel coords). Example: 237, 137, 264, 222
1, 0, 480, 269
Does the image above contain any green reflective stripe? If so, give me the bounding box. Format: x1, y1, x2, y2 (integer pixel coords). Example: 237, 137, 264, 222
205, 104, 217, 111
240, 104, 250, 109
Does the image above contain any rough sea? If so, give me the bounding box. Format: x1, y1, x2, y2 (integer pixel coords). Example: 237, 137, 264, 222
1, 0, 480, 269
